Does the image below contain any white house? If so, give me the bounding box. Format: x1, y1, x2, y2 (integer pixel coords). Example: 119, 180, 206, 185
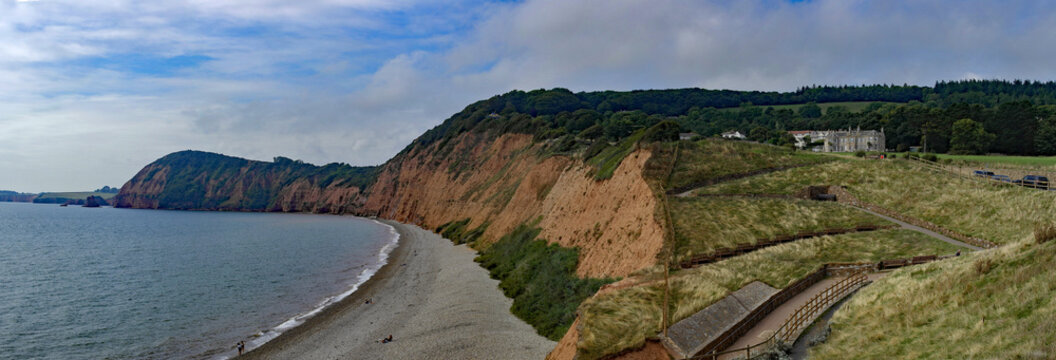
721, 131, 746, 140
790, 127, 885, 152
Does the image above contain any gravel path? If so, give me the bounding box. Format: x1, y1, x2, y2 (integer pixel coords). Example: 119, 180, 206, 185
847, 205, 983, 251
242, 220, 554, 360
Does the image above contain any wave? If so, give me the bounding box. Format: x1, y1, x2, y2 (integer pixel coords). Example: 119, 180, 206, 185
218, 219, 400, 359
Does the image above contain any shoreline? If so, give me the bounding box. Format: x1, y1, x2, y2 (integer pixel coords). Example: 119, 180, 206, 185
230, 217, 401, 357
242, 220, 555, 359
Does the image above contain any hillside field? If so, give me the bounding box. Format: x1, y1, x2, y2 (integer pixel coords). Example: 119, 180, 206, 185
36, 192, 118, 200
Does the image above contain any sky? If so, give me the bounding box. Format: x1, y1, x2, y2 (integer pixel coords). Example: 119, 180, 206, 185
3, 0, 1056, 192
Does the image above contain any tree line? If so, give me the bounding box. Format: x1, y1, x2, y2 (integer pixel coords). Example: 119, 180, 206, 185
411, 80, 1056, 156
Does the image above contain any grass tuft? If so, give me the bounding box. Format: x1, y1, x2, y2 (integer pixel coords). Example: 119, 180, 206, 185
1035, 223, 1056, 244
663, 138, 830, 190
670, 196, 892, 259
810, 239, 1056, 359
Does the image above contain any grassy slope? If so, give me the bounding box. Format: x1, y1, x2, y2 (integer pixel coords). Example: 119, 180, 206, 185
587, 130, 646, 180
670, 196, 892, 259
666, 139, 829, 190
811, 239, 1056, 359
699, 159, 1056, 244
475, 223, 614, 341
576, 230, 963, 360
836, 152, 1056, 168
931, 153, 1056, 168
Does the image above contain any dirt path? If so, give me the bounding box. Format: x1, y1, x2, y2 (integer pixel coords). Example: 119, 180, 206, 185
846, 205, 983, 251
717, 273, 887, 360
671, 164, 821, 197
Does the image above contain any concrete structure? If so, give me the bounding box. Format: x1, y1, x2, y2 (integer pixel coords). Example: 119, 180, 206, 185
661, 281, 778, 359
790, 127, 885, 152
721, 131, 746, 140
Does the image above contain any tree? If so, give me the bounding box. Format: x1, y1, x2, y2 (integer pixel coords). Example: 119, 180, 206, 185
949, 118, 995, 155
748, 126, 770, 142
601, 117, 634, 140
798, 102, 822, 118
1036, 115, 1056, 155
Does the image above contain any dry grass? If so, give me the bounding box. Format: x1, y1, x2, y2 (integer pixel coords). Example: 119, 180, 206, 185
1036, 224, 1056, 244
810, 239, 1056, 359
670, 196, 892, 259
699, 159, 1056, 244
666, 139, 829, 190
575, 229, 964, 360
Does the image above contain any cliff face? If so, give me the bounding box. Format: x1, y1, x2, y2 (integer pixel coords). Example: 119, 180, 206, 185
114, 151, 373, 213
361, 132, 664, 278
117, 133, 665, 278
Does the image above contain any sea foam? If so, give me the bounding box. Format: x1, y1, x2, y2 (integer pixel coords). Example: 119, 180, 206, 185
219, 219, 400, 359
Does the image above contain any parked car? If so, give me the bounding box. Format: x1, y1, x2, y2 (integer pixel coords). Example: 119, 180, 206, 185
973, 170, 995, 178
990, 174, 1012, 183
1013, 175, 1050, 190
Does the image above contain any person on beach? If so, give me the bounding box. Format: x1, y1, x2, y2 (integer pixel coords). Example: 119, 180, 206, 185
237, 341, 245, 355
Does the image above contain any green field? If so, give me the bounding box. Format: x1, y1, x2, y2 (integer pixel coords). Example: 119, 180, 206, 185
670, 196, 892, 259
718, 101, 902, 113
36, 191, 118, 200
930, 153, 1056, 168
835, 152, 1056, 168
697, 159, 1056, 244
665, 139, 830, 190
576, 229, 964, 360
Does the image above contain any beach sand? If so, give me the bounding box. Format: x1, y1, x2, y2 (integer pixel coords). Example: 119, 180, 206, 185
241, 220, 555, 359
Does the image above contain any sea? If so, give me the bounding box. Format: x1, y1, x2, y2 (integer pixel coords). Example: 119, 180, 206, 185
0, 201, 398, 359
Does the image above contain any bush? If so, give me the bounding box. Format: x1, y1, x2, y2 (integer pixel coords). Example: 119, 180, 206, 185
642, 120, 682, 142
888, 153, 897, 159
476, 224, 614, 340
924, 153, 939, 162
854, 150, 867, 157
436, 218, 486, 245
1036, 224, 1056, 244
578, 124, 604, 139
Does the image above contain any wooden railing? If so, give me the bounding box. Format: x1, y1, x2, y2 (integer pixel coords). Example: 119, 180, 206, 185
691, 271, 869, 360
774, 271, 868, 343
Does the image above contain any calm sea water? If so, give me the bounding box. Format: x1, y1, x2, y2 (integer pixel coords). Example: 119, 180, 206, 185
0, 202, 397, 359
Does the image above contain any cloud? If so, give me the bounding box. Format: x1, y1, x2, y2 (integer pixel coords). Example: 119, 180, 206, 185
5, 0, 1056, 192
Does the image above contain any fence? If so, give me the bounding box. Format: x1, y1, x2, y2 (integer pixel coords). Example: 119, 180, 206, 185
692, 271, 869, 360
905, 155, 1052, 190
684, 267, 829, 359
678, 225, 892, 268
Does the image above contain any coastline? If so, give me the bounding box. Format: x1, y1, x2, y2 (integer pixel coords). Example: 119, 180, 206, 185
231, 217, 401, 356
241, 220, 555, 359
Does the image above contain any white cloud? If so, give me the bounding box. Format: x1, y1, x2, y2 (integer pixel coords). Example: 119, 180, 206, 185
5, 0, 1056, 192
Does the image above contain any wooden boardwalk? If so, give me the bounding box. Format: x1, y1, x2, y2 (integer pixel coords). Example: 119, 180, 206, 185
715, 272, 886, 360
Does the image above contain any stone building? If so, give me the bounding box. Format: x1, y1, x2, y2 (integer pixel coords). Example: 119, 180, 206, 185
790, 127, 885, 152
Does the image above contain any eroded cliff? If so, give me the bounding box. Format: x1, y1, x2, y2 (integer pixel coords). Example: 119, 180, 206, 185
361, 132, 664, 278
